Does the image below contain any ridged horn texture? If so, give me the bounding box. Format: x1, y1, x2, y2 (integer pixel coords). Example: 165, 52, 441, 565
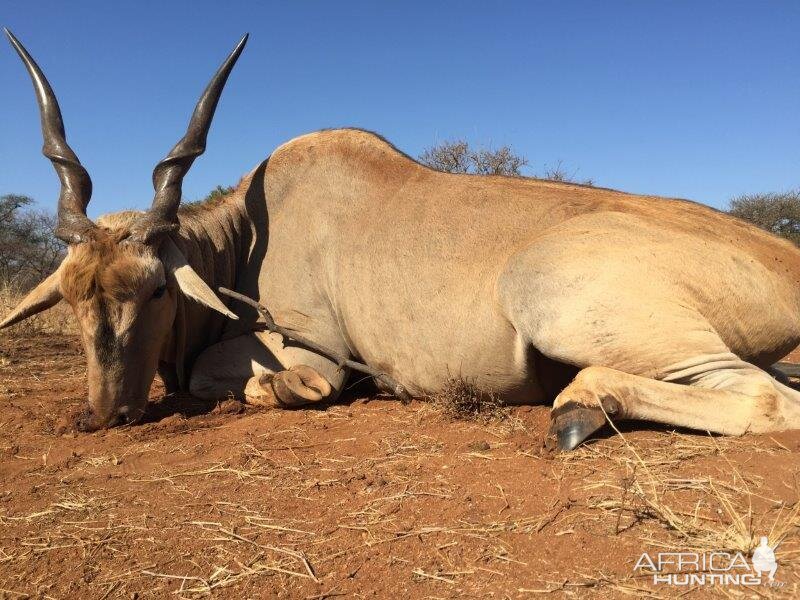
131, 33, 249, 244
5, 28, 95, 244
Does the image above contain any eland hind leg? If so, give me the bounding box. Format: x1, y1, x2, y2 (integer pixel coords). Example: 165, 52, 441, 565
547, 358, 800, 451
518, 300, 800, 450
498, 221, 800, 450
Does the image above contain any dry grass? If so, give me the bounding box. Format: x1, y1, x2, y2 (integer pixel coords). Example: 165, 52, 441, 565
522, 428, 800, 597
561, 418, 800, 570
429, 378, 511, 423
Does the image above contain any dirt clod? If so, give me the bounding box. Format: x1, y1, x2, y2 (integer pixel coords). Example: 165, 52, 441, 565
212, 398, 244, 414
54, 404, 89, 435
467, 440, 491, 452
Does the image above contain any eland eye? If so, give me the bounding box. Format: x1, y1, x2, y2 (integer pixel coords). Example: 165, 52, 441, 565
152, 285, 166, 299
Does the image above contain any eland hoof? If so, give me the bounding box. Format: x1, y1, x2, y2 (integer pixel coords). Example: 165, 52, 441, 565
256, 365, 332, 409
545, 404, 609, 452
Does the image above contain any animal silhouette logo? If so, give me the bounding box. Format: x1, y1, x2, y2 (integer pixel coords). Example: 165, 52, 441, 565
751, 537, 779, 583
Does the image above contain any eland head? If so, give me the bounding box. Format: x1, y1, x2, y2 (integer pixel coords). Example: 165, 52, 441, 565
1, 30, 246, 429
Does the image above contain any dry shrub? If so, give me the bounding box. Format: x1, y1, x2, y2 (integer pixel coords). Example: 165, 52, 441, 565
418, 140, 528, 176
430, 378, 510, 423
728, 190, 800, 245
0, 280, 75, 337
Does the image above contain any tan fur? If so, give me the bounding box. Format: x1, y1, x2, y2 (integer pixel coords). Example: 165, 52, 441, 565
60, 227, 155, 304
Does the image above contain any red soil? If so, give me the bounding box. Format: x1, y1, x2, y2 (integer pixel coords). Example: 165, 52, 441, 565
0, 333, 798, 598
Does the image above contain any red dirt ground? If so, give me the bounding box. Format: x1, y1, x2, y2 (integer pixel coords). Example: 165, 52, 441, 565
1, 332, 799, 599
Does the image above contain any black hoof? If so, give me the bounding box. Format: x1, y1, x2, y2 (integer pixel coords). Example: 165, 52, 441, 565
546, 404, 609, 452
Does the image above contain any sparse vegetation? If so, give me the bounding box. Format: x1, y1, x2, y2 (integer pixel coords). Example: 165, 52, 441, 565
0, 194, 72, 334
541, 160, 594, 186
419, 140, 593, 184
179, 184, 237, 212
567, 422, 796, 555
430, 378, 509, 423
728, 190, 800, 245
546, 427, 800, 594
0, 194, 64, 291
198, 184, 236, 203
419, 140, 528, 176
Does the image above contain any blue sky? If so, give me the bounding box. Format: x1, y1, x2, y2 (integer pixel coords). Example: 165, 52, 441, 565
2, 1, 798, 217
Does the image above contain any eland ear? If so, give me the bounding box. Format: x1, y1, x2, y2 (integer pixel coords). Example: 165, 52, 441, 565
0, 269, 63, 329
160, 237, 238, 320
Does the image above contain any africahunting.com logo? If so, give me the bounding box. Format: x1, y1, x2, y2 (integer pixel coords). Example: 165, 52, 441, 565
634, 537, 782, 587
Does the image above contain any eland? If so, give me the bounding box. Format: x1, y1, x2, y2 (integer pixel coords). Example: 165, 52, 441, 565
4, 31, 800, 450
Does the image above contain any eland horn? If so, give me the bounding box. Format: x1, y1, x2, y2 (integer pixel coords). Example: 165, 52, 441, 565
132, 33, 249, 244
5, 28, 95, 244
